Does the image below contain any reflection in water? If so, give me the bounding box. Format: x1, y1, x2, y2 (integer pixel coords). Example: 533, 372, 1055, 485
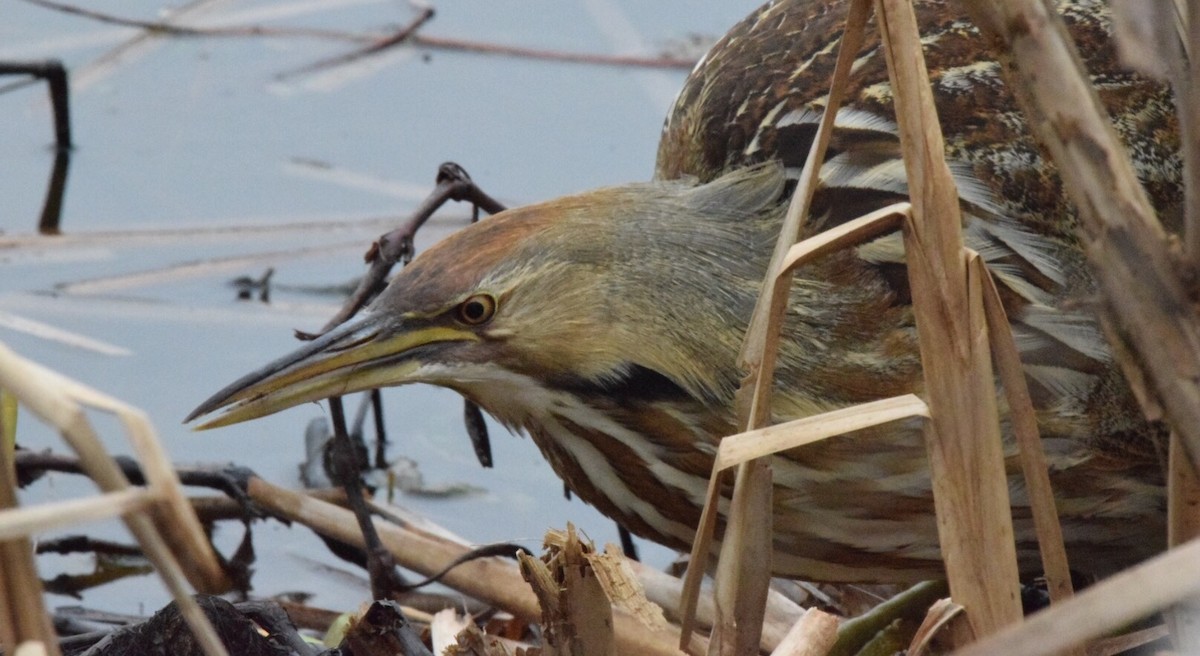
0, 59, 73, 234
39, 147, 71, 235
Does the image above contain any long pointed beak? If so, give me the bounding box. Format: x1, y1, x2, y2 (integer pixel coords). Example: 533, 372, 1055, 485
185, 313, 474, 429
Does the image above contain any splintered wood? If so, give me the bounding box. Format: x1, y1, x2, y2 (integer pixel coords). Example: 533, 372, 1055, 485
519, 525, 616, 656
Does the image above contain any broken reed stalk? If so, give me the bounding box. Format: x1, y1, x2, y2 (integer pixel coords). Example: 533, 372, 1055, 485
679, 1, 874, 651
974, 255, 1075, 606
518, 526, 616, 656
877, 0, 1023, 637
242, 476, 694, 656
0, 342, 229, 656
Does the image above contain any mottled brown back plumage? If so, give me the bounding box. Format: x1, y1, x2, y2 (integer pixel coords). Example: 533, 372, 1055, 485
661, 0, 1177, 463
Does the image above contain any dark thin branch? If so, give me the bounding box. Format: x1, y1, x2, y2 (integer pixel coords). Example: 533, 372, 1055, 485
39, 148, 71, 235
370, 389, 389, 470
15, 450, 265, 518
394, 542, 524, 592
327, 396, 407, 600
0, 59, 73, 232
19, 0, 697, 70
19, 0, 370, 42
0, 60, 72, 148
412, 33, 696, 69
275, 5, 435, 80
302, 162, 506, 336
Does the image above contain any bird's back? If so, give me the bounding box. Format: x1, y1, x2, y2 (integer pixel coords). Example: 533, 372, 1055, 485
641, 0, 1177, 579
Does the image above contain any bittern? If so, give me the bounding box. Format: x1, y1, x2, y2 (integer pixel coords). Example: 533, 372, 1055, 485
189, 0, 1178, 583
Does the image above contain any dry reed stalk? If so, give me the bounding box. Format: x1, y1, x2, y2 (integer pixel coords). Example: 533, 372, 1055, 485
974, 255, 1074, 605
0, 341, 228, 656
1181, 0, 1200, 264
623, 556, 803, 653
709, 459, 772, 655
712, 395, 930, 471
0, 429, 60, 656
1169, 433, 1200, 546
951, 534, 1200, 656
680, 3, 873, 651
768, 609, 839, 656
243, 476, 694, 656
369, 496, 807, 650
877, 0, 1023, 637
1085, 624, 1169, 656
0, 391, 19, 650
954, 0, 1200, 470
956, 1, 1200, 651
14, 643, 50, 656
1168, 432, 1200, 649
1113, 1, 1200, 650
6, 356, 226, 592
0, 488, 152, 541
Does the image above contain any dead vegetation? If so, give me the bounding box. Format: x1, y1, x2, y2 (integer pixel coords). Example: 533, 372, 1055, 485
3, 0, 1200, 654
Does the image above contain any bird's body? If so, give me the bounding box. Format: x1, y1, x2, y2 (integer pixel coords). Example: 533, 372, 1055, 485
191, 0, 1179, 582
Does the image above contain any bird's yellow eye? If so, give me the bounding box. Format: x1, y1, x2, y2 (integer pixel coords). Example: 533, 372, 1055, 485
456, 294, 496, 325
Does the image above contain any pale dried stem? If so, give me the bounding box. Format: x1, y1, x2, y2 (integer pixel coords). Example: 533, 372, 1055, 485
877, 0, 1023, 637
15, 643, 50, 656
740, 0, 874, 424
0, 342, 228, 656
954, 0, 1200, 470
1169, 433, 1200, 547
629, 559, 804, 653
41, 373, 227, 591
680, 2, 874, 650
779, 203, 909, 273
952, 535, 1200, 656
708, 458, 772, 656
0, 435, 60, 656
956, 1, 1200, 651
1085, 624, 1169, 656
1184, 0, 1200, 264
0, 488, 152, 541
1167, 432, 1200, 649
713, 394, 929, 471
974, 254, 1075, 607
0, 563, 12, 649
768, 609, 839, 656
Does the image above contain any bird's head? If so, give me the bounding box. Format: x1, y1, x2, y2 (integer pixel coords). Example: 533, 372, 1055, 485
186, 163, 786, 430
